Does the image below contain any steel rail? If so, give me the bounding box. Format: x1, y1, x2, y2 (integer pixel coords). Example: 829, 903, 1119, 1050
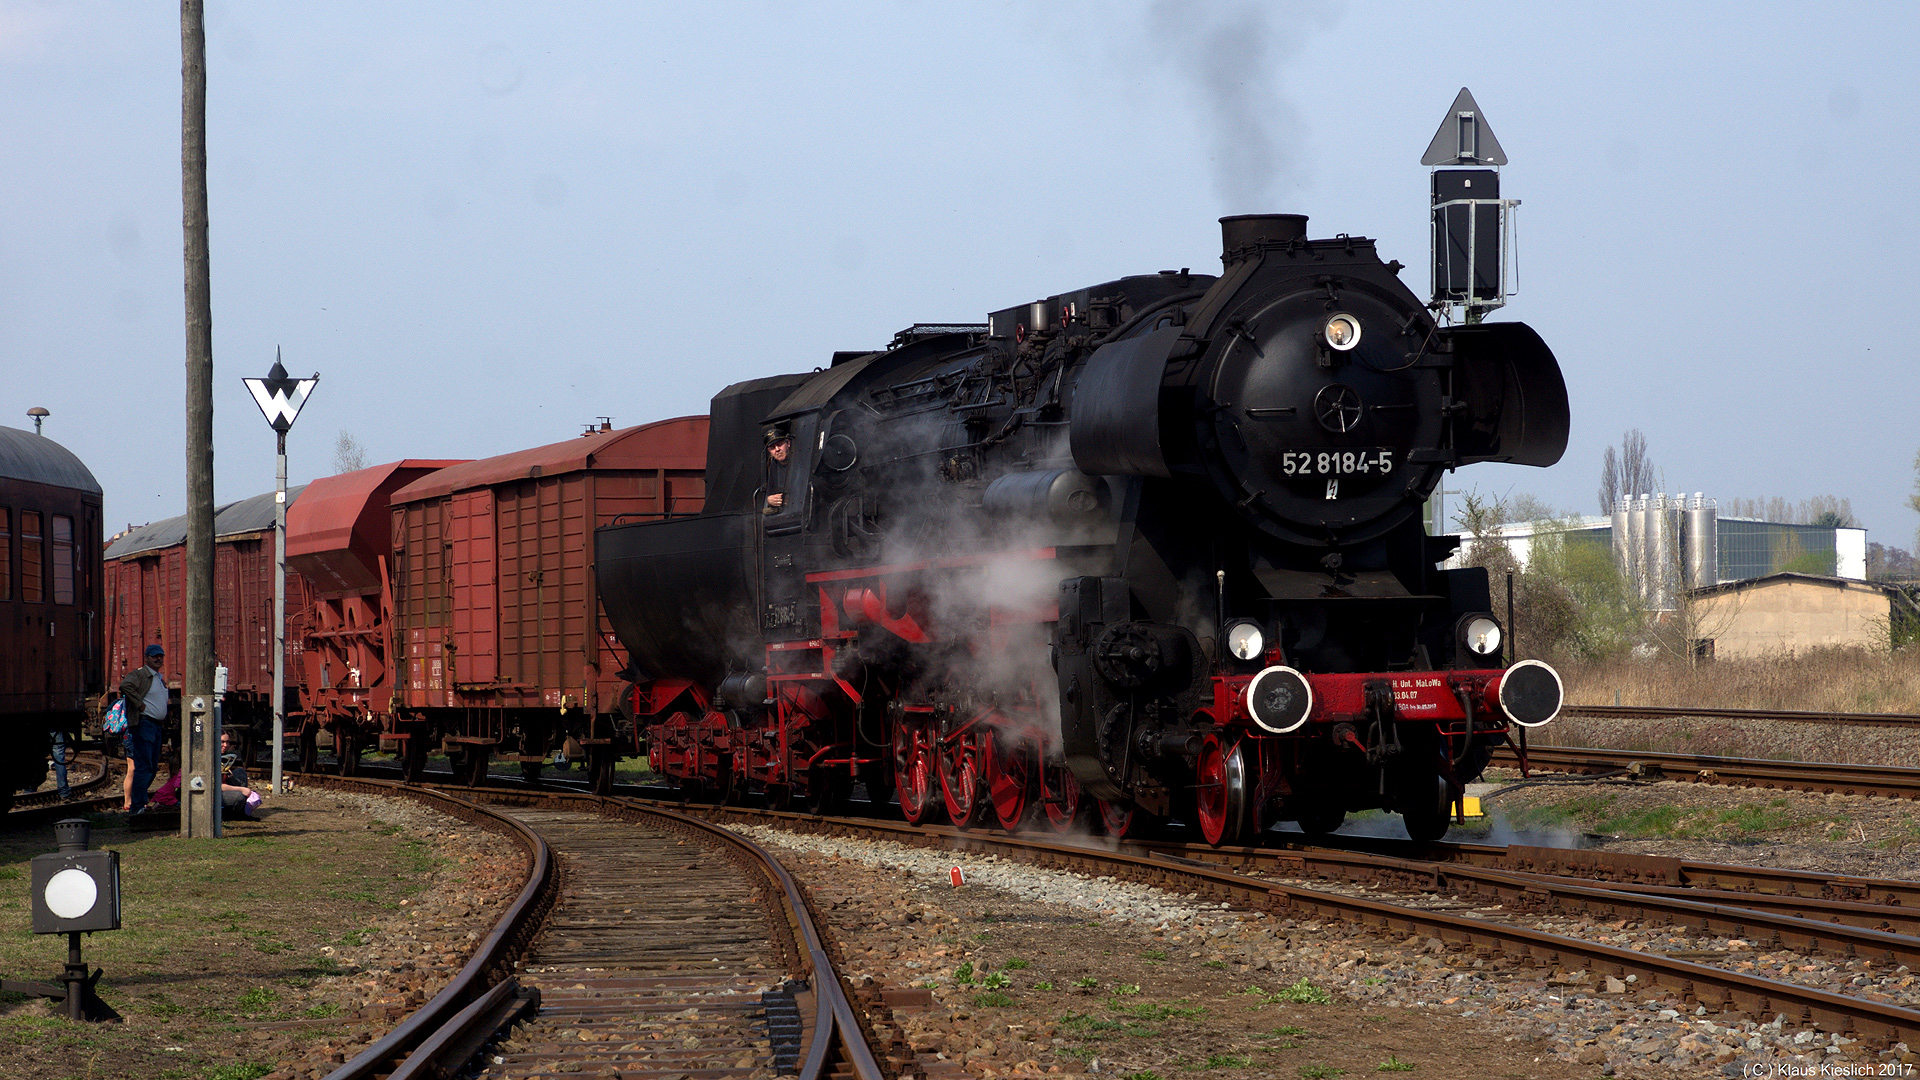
1563, 704, 1920, 729
1143, 838, 1920, 939
1165, 832, 1920, 909
306, 777, 883, 1080
666, 801, 1920, 1045
306, 777, 555, 1080
1496, 745, 1920, 799
458, 787, 886, 1080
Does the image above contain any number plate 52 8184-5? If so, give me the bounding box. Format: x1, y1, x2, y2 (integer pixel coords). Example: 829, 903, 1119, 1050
1280, 449, 1396, 477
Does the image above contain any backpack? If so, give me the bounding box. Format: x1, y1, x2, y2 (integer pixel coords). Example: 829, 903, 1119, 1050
103, 698, 128, 736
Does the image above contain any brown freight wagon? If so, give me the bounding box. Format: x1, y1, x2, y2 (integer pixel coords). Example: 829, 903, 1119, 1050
0, 425, 104, 807
104, 487, 314, 736
388, 417, 707, 789
284, 458, 463, 773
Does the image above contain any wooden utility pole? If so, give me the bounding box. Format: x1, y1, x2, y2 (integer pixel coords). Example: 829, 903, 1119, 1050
181, 0, 220, 838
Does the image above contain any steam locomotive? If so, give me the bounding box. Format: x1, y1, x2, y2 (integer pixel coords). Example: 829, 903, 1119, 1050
596, 213, 1568, 844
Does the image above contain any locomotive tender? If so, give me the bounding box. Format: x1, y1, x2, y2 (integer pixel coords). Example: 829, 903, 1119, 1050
597, 214, 1570, 844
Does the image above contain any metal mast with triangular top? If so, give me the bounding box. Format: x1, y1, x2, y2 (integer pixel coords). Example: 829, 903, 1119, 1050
1423, 88, 1518, 324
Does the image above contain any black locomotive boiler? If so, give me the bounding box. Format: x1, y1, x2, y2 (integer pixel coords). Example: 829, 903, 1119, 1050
597, 213, 1569, 843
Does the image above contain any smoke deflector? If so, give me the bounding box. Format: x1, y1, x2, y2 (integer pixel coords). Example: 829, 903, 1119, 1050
1069, 325, 1184, 478
1440, 321, 1569, 468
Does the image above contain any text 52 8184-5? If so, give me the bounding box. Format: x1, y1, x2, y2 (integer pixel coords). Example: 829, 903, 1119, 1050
1280, 449, 1395, 477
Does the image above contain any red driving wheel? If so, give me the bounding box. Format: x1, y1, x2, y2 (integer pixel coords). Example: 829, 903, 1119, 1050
1194, 733, 1249, 847
1097, 798, 1136, 838
1042, 760, 1082, 833
894, 721, 940, 824
939, 729, 991, 828
988, 735, 1038, 833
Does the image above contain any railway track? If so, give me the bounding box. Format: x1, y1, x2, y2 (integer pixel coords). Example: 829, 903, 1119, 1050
302, 777, 883, 1080
643, 800, 1920, 1049
1563, 703, 1920, 729
6, 752, 119, 825
1496, 744, 1920, 799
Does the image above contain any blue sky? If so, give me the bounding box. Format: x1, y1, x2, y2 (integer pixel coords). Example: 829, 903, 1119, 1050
3, 2, 1916, 548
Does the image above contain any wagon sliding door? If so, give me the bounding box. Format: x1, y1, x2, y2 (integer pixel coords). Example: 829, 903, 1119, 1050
448, 490, 498, 687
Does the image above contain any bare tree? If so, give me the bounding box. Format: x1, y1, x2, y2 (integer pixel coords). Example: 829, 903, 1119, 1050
1722, 494, 1857, 526
333, 429, 368, 474
1597, 429, 1657, 515
1910, 447, 1920, 551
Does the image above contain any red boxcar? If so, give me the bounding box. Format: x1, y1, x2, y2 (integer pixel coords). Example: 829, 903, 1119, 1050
104, 488, 314, 731
284, 459, 463, 770
0, 426, 104, 807
387, 417, 707, 787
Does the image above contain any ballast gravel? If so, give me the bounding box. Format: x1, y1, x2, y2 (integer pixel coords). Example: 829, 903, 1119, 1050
730, 823, 1920, 1079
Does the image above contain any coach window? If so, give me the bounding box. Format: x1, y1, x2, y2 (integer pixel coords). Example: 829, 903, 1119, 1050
53, 514, 74, 604
20, 511, 42, 603
0, 508, 10, 601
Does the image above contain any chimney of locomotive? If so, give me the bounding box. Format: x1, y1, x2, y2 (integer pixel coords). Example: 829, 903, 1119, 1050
1219, 214, 1307, 264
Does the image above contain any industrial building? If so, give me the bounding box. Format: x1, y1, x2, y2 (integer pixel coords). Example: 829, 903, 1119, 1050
1446, 495, 1870, 610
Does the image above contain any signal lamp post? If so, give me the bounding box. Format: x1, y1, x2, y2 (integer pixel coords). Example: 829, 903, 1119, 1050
243, 351, 317, 795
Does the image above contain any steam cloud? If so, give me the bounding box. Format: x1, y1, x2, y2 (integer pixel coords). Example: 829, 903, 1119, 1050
1146, 0, 1316, 210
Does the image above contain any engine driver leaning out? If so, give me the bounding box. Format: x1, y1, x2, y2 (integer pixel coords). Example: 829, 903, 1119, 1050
763, 427, 791, 513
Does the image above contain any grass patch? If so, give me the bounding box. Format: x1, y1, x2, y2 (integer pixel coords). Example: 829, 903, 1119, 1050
953, 961, 976, 985
982, 971, 1011, 990
1376, 1055, 1415, 1072
1245, 978, 1333, 1006
1112, 1000, 1206, 1021
1140, 948, 1168, 961
1073, 976, 1099, 989
1034, 981, 1054, 991
1004, 957, 1030, 970
973, 991, 1014, 1008
1509, 792, 1817, 839
209, 1066, 272, 1080
1300, 1067, 1347, 1079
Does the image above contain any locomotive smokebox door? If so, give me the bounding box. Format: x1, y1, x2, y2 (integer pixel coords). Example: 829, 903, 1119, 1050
31, 822, 121, 935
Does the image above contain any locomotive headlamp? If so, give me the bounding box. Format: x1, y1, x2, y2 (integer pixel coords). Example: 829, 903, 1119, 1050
1224, 620, 1266, 662
1323, 313, 1361, 351
1462, 616, 1502, 657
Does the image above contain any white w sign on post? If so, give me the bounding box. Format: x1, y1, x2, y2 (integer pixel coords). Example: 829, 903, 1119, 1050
243, 351, 318, 433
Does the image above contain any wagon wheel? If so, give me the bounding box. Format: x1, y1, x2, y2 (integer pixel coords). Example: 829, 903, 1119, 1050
1194, 734, 1250, 847
334, 728, 361, 777
400, 731, 430, 784
296, 728, 319, 774
1041, 760, 1084, 834
586, 746, 616, 796
893, 720, 942, 825
1398, 771, 1453, 844
763, 782, 793, 812
938, 728, 991, 829
520, 760, 544, 789
805, 766, 851, 816
1293, 803, 1346, 839
1097, 798, 1137, 839
460, 746, 491, 788
987, 734, 1038, 833
716, 755, 744, 806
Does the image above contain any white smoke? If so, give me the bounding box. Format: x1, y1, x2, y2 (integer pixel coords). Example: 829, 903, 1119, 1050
1145, 0, 1327, 210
